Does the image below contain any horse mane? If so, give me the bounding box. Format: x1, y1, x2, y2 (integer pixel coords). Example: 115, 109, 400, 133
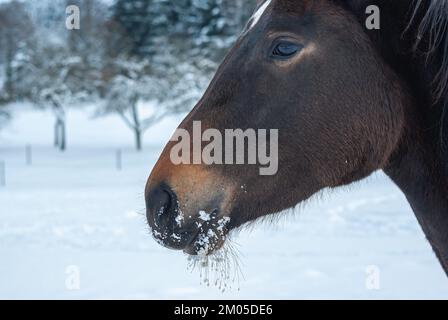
410, 0, 448, 104
409, 0, 448, 159
342, 0, 448, 162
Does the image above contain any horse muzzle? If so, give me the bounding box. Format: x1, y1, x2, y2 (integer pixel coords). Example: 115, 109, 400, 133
145, 169, 235, 255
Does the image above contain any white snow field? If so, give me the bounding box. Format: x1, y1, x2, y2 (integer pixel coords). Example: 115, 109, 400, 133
1, 105, 447, 299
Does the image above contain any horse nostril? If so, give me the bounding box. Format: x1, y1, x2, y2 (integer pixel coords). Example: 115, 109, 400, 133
146, 184, 176, 230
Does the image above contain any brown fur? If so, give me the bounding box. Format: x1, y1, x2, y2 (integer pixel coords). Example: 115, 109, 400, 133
146, 0, 448, 274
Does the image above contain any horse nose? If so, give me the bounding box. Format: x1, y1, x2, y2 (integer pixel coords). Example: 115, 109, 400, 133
146, 184, 195, 250
146, 184, 176, 230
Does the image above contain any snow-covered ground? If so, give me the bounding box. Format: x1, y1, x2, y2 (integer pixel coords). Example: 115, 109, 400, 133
0, 105, 447, 299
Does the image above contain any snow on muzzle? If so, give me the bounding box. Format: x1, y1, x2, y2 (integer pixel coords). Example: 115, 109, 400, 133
145, 160, 237, 256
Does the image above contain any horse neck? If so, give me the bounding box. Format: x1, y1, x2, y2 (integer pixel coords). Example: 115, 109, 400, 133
385, 116, 448, 274
373, 0, 448, 275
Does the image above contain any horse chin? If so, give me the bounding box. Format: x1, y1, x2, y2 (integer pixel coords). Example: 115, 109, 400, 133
183, 235, 226, 256
182, 215, 231, 256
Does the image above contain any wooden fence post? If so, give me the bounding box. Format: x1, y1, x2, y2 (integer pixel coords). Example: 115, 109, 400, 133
26, 144, 32, 166
116, 149, 122, 171
0, 161, 5, 187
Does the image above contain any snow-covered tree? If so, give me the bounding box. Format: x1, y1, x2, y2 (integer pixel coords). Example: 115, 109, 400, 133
99, 53, 212, 150
0, 0, 257, 143
64, 0, 110, 66
103, 0, 255, 150
5, 0, 110, 149
0, 1, 35, 101
111, 0, 256, 61
111, 0, 154, 56
27, 42, 87, 151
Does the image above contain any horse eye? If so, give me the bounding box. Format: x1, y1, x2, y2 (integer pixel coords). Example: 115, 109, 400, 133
272, 42, 303, 59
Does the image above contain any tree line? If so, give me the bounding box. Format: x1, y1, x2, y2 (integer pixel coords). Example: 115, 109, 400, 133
0, 0, 255, 150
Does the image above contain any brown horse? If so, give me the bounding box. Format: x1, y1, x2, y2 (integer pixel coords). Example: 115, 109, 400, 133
145, 0, 448, 275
